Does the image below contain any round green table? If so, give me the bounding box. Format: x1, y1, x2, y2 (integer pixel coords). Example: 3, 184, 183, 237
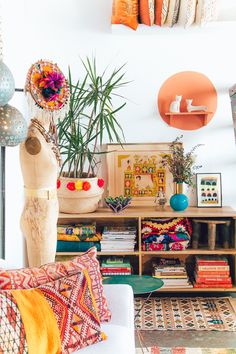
102, 275, 163, 295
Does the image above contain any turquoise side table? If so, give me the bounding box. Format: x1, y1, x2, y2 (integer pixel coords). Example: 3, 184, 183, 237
103, 275, 163, 295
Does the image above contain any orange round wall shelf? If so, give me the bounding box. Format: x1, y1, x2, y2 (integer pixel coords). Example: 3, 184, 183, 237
158, 71, 217, 130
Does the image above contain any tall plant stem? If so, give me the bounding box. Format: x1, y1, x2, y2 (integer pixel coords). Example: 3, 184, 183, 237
87, 123, 99, 177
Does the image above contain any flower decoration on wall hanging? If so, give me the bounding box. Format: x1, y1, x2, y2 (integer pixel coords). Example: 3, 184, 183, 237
25, 60, 70, 111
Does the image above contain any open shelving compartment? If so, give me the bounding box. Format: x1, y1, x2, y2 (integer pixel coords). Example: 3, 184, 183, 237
57, 206, 236, 293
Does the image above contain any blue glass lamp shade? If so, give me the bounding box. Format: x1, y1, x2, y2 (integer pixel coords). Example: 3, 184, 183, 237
0, 61, 15, 106
0, 105, 27, 146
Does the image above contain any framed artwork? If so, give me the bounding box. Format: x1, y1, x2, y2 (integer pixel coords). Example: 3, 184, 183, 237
196, 173, 222, 208
105, 143, 174, 206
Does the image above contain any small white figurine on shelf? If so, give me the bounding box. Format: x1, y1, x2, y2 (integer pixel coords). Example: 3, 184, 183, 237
169, 95, 182, 113
186, 99, 207, 112
154, 191, 167, 210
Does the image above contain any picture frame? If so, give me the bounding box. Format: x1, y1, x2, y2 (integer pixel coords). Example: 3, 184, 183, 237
196, 173, 222, 208
104, 143, 174, 206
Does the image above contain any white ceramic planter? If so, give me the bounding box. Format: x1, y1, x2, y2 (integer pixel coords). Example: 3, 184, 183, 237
57, 176, 104, 214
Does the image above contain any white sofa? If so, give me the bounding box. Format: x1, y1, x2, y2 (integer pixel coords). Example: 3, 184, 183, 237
77, 284, 135, 354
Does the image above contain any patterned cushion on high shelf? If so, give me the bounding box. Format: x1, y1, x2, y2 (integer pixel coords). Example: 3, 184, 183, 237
178, 0, 197, 28
195, 0, 218, 26
155, 0, 169, 25
165, 0, 180, 27
0, 271, 106, 354
139, 0, 155, 26
0, 247, 111, 322
112, 0, 139, 30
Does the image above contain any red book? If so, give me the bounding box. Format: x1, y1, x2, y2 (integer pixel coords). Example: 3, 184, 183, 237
197, 266, 230, 271
197, 261, 228, 266
195, 278, 232, 284
196, 257, 228, 265
100, 267, 131, 272
194, 284, 233, 288
197, 271, 230, 276
195, 276, 231, 282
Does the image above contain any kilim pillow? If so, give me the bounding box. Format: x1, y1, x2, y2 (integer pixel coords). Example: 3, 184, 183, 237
195, 0, 218, 26
178, 0, 197, 28
112, 0, 139, 30
139, 0, 155, 26
0, 271, 106, 354
165, 0, 180, 27
0, 247, 111, 322
155, 0, 169, 26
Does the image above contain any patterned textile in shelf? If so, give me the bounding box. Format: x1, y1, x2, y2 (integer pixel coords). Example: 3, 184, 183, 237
57, 223, 96, 237
142, 218, 192, 251
56, 241, 101, 252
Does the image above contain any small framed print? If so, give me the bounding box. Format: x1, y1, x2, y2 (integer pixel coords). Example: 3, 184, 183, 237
196, 173, 222, 208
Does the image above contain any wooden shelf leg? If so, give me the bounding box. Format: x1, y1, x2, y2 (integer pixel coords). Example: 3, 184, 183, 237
192, 221, 201, 249
208, 223, 217, 250
220, 222, 231, 249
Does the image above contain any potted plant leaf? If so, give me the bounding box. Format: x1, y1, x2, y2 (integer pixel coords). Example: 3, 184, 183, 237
57, 57, 127, 213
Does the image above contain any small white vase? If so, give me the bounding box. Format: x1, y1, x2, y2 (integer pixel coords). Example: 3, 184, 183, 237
57, 176, 104, 214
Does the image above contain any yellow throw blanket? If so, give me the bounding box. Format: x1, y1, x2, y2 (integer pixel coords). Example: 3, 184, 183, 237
12, 289, 61, 354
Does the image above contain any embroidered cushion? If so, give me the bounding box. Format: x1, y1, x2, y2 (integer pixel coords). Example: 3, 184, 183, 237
0, 247, 111, 322
178, 0, 197, 28
195, 0, 218, 26
155, 0, 169, 25
165, 0, 180, 27
139, 0, 155, 26
0, 271, 105, 354
112, 0, 139, 30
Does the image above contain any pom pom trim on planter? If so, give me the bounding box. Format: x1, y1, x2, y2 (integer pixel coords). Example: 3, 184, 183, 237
57, 178, 104, 192
57, 179, 61, 189
97, 178, 104, 188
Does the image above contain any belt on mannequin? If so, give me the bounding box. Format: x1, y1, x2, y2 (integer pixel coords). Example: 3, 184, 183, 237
24, 187, 57, 200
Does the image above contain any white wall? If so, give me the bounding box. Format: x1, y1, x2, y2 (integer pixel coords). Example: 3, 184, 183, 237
1, 0, 236, 267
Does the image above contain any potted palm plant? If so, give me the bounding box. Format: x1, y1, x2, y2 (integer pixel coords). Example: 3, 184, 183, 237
57, 57, 127, 213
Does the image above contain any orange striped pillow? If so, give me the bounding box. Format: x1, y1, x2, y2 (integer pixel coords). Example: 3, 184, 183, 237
112, 0, 139, 30
155, 0, 169, 26
140, 0, 155, 26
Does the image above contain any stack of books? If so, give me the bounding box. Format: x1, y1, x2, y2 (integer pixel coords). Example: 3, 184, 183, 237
100, 257, 132, 276
101, 226, 136, 252
194, 256, 232, 288
152, 258, 193, 288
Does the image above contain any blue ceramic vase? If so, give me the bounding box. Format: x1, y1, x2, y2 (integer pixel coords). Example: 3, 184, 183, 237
170, 183, 189, 211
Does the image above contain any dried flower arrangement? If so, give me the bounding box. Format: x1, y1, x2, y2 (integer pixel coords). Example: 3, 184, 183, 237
161, 135, 202, 186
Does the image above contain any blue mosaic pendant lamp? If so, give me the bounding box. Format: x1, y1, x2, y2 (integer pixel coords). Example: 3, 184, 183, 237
0, 10, 27, 146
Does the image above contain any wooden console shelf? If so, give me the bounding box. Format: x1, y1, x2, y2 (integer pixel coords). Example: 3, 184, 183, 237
57, 206, 236, 293
165, 112, 213, 127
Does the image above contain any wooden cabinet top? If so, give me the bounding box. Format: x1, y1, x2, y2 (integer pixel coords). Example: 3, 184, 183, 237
58, 206, 236, 219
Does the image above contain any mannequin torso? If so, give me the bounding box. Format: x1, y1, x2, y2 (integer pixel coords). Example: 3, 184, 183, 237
20, 119, 59, 267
